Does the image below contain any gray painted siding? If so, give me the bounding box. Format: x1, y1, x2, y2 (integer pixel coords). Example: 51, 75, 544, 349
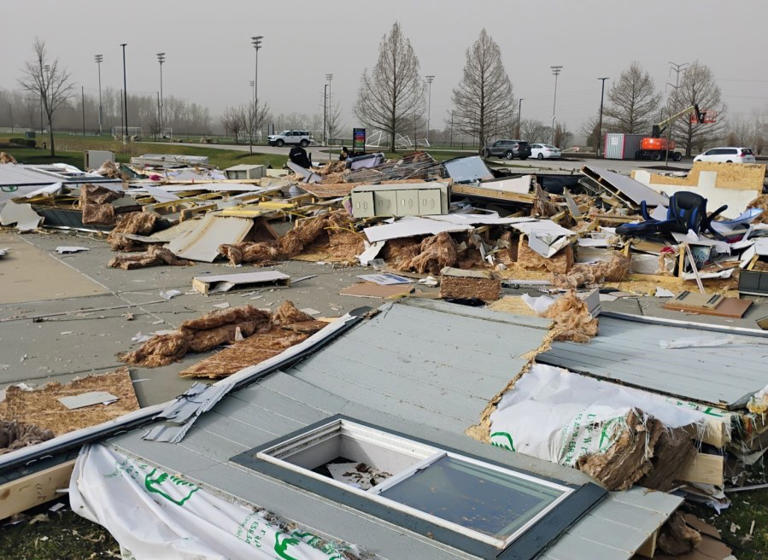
538, 316, 768, 408
111, 302, 680, 560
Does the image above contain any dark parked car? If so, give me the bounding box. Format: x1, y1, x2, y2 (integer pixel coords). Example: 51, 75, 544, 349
482, 139, 531, 160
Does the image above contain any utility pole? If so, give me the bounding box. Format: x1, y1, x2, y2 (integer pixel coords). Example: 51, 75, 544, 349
81, 85, 86, 136
516, 98, 523, 139
425, 75, 435, 146
94, 54, 103, 136
120, 43, 128, 144
550, 65, 563, 144
665, 61, 688, 167
450, 111, 454, 147
250, 35, 263, 154
156, 52, 166, 135
40, 64, 49, 134
596, 77, 608, 157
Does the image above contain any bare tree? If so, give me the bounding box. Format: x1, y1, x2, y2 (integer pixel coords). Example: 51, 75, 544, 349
18, 39, 73, 156
603, 62, 660, 134
355, 22, 425, 152
519, 119, 550, 143
221, 106, 244, 143
553, 123, 572, 148
240, 102, 270, 154
326, 101, 343, 143
451, 30, 515, 149
670, 61, 726, 156
579, 116, 601, 151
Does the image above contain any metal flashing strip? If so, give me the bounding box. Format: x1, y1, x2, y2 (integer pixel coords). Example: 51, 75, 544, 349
231, 414, 607, 560
600, 309, 768, 338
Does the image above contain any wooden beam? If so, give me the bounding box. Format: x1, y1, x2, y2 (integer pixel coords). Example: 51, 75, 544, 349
0, 460, 75, 520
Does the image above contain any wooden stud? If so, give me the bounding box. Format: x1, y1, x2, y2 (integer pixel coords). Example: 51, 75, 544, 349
0, 460, 75, 520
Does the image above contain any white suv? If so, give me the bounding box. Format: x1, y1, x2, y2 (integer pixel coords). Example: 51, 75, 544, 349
693, 147, 756, 163
267, 130, 312, 147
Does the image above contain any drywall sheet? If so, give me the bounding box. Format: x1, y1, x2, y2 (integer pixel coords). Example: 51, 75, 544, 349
167, 214, 253, 262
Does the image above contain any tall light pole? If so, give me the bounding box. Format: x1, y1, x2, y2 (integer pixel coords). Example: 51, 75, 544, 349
40, 64, 50, 134
516, 98, 523, 139
596, 77, 608, 157
425, 75, 435, 146
665, 61, 688, 167
156, 52, 166, 135
550, 65, 563, 144
120, 43, 128, 144
325, 73, 333, 145
250, 35, 263, 153
94, 54, 103, 136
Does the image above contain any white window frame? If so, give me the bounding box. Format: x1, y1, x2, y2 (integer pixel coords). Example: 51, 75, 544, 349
256, 418, 573, 549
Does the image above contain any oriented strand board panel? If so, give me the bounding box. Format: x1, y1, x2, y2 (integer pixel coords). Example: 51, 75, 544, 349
634, 161, 766, 190
0, 233, 107, 304
0, 368, 140, 435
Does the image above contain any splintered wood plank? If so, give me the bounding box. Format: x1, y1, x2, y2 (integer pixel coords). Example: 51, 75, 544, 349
0, 460, 75, 520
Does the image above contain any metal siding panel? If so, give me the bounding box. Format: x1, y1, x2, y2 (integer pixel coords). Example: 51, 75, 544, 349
539, 316, 768, 406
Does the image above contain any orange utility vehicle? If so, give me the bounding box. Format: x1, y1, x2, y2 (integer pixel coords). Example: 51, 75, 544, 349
636, 104, 715, 161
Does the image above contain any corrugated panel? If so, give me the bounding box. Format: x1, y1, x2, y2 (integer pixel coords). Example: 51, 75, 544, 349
538, 316, 768, 408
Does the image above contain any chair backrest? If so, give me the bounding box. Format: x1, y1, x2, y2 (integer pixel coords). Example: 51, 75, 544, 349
667, 191, 708, 234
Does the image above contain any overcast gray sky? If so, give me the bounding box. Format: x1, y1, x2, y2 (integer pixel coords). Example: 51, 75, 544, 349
3, 0, 766, 132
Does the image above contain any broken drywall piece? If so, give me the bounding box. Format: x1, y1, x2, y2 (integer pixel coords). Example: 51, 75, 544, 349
167, 214, 255, 263
192, 271, 291, 295
0, 201, 43, 232
58, 391, 119, 410
357, 240, 385, 266
356, 273, 411, 285
159, 289, 182, 300
508, 220, 576, 258
23, 182, 63, 198
55, 246, 90, 254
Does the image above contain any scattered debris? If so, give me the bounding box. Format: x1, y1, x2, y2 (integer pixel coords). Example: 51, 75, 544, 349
108, 245, 193, 270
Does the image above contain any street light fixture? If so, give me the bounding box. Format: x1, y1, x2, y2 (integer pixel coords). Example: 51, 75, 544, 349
94, 54, 103, 136
596, 77, 609, 157
250, 35, 263, 154
550, 65, 563, 144
156, 52, 166, 135
120, 43, 128, 144
425, 75, 435, 146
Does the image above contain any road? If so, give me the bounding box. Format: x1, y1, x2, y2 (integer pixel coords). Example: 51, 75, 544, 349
160, 142, 693, 174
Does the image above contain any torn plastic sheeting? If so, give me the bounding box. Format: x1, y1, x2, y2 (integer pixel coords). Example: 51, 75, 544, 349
69, 444, 357, 560
143, 311, 363, 443
489, 363, 714, 468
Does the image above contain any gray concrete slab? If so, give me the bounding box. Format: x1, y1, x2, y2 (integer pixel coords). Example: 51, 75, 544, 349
1, 230, 379, 407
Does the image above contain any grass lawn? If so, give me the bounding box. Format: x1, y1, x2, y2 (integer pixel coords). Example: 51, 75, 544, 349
1, 135, 288, 170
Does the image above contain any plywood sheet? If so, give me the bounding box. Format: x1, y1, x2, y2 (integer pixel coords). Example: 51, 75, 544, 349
339, 282, 415, 299
0, 233, 107, 304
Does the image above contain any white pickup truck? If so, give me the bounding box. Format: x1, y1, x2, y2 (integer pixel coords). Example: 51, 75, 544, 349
267, 130, 312, 147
